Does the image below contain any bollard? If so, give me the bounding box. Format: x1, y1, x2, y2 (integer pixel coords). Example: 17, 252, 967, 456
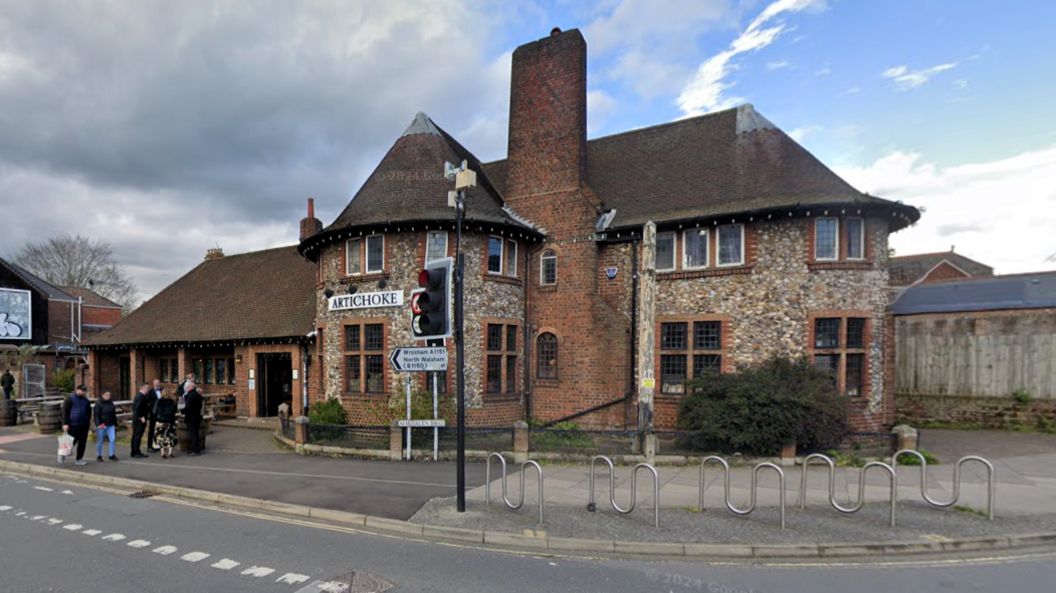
389, 420, 403, 460
293, 416, 309, 446
891, 424, 918, 453
513, 421, 529, 464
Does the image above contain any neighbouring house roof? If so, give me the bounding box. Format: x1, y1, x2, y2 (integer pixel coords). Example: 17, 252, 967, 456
58, 286, 123, 308
889, 250, 994, 286
86, 246, 317, 348
482, 104, 920, 232
891, 271, 1056, 315
0, 259, 76, 301
299, 112, 541, 261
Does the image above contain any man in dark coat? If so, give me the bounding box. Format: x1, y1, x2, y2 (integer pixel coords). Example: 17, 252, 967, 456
147, 379, 162, 452
130, 383, 152, 458
182, 381, 204, 456
61, 385, 92, 465
1, 369, 14, 400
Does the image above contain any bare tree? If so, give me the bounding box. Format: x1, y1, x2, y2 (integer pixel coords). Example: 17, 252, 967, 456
15, 234, 138, 310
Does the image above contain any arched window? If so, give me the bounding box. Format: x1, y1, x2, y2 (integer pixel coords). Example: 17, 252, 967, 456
537, 333, 558, 379
540, 250, 557, 285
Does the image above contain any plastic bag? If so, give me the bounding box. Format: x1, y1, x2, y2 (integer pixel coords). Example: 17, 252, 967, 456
57, 431, 74, 457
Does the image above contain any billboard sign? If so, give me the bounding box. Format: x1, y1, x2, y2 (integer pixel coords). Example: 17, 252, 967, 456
0, 287, 31, 340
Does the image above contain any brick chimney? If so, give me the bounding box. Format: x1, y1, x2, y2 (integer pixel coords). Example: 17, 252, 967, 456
506, 28, 587, 201
300, 197, 323, 241
204, 247, 224, 260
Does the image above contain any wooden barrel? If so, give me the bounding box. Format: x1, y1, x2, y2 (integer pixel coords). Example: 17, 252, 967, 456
176, 418, 208, 453
0, 400, 16, 426
37, 402, 62, 433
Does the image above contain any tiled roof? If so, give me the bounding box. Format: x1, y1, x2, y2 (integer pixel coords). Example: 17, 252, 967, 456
891, 271, 1056, 315
889, 251, 994, 286
86, 246, 316, 347
59, 286, 122, 308
0, 259, 76, 301
300, 113, 539, 260
483, 104, 920, 231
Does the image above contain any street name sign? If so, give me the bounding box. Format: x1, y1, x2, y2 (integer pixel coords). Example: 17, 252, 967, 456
389, 347, 448, 372
397, 419, 447, 428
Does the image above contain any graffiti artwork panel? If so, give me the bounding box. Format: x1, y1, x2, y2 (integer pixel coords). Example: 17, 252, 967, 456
0, 288, 31, 340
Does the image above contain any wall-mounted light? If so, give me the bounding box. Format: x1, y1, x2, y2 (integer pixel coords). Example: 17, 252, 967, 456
377, 279, 388, 290
323, 288, 334, 299
235, 355, 243, 364
347, 285, 358, 295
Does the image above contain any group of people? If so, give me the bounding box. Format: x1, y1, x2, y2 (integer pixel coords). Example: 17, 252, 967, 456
59, 374, 205, 466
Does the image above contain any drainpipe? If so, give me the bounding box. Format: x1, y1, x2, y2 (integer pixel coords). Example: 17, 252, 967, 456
628, 240, 639, 430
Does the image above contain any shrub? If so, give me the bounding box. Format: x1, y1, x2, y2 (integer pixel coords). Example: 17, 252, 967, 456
677, 355, 848, 456
308, 397, 348, 426
52, 369, 76, 393
1013, 388, 1033, 405
894, 448, 940, 466
1036, 416, 1055, 434
531, 420, 595, 449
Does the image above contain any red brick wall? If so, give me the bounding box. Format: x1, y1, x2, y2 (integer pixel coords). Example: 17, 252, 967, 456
82, 305, 122, 328
919, 261, 970, 284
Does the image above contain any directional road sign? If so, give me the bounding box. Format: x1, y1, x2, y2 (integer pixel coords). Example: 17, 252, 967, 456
389, 347, 448, 372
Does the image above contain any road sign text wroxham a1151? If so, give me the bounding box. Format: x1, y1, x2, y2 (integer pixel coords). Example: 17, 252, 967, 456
411, 257, 452, 341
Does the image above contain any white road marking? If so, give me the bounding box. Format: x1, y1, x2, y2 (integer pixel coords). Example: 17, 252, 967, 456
47, 519, 63, 525
277, 573, 310, 585
153, 545, 178, 556
241, 566, 276, 578
33, 486, 53, 492
29, 515, 47, 521
181, 552, 210, 563
102, 534, 126, 542
62, 524, 83, 531
212, 559, 241, 570
127, 540, 151, 548
82, 529, 102, 536
15, 511, 26, 517
317, 582, 350, 593
0, 506, 11, 511
61, 490, 74, 495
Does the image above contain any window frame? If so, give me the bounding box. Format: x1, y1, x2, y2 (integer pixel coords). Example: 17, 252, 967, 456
810, 314, 869, 397
425, 231, 448, 264
536, 332, 558, 380
345, 238, 362, 276
682, 229, 709, 270
343, 321, 386, 394
505, 240, 518, 277
814, 217, 840, 261
540, 249, 557, 285
716, 224, 745, 267
487, 236, 504, 275
658, 318, 727, 395
655, 231, 677, 272
484, 322, 518, 394
845, 217, 865, 260
365, 234, 384, 274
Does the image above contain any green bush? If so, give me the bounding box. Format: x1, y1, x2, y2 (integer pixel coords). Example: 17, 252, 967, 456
531, 420, 595, 449
1013, 388, 1033, 405
677, 355, 848, 456
894, 448, 940, 466
308, 397, 348, 426
52, 369, 76, 393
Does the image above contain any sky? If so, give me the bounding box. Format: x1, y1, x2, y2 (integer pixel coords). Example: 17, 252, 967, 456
1, 0, 1053, 303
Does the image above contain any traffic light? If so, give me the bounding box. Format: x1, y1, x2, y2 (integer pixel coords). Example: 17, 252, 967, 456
411, 257, 452, 340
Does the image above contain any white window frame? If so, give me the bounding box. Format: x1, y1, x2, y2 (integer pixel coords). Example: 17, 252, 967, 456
506, 239, 518, 277
365, 234, 384, 273
345, 239, 361, 276
425, 231, 448, 264
814, 217, 839, 261
655, 231, 677, 272
487, 236, 504, 275
845, 217, 865, 260
540, 249, 557, 285
716, 224, 745, 267
681, 229, 709, 270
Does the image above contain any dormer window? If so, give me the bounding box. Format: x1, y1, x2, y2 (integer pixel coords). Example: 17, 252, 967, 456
814, 217, 865, 261
425, 231, 447, 263
365, 235, 384, 273
815, 218, 839, 261
682, 230, 708, 269
717, 224, 744, 267
655, 232, 676, 271
346, 239, 361, 275
487, 236, 504, 274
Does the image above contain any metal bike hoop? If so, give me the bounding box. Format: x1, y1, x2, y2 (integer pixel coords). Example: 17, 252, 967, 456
485, 453, 545, 523
699, 456, 786, 529
891, 450, 995, 521
587, 455, 660, 528
798, 453, 897, 527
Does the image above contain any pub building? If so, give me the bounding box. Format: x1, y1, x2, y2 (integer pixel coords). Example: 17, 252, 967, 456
90, 28, 920, 432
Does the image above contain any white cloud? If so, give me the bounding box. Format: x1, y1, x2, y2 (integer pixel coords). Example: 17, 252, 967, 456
814, 66, 831, 77
677, 0, 829, 116
835, 146, 1056, 274
587, 90, 618, 135
788, 124, 823, 141
838, 86, 862, 97
767, 60, 792, 71
953, 79, 970, 90
882, 62, 958, 91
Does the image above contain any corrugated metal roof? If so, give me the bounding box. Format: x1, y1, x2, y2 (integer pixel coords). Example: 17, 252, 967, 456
891, 271, 1056, 315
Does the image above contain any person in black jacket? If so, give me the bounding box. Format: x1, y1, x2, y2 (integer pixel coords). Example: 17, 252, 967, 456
61, 385, 92, 466
130, 384, 152, 458
182, 381, 204, 456
152, 390, 179, 459
94, 390, 119, 462
147, 379, 161, 453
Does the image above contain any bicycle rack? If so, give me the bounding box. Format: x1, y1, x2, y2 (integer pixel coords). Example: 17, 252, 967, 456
698, 456, 787, 529
485, 453, 545, 523
891, 450, 995, 521
587, 455, 660, 528
798, 453, 897, 527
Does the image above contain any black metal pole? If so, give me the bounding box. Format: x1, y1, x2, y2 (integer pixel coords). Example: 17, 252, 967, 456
455, 190, 467, 513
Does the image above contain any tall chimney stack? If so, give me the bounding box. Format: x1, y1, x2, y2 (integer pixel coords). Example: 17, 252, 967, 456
300, 197, 323, 242
506, 28, 588, 202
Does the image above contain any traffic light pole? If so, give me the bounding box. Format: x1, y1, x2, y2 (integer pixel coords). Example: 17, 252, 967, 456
454, 189, 467, 513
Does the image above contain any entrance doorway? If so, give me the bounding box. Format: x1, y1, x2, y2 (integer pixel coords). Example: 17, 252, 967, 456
256, 352, 292, 417
118, 358, 131, 401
